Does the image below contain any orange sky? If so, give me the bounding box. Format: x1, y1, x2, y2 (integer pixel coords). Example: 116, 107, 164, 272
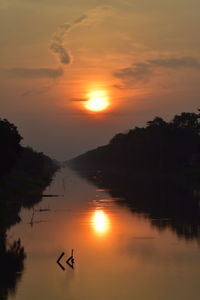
0, 0, 200, 159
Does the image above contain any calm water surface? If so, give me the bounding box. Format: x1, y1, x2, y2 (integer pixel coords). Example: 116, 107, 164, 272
7, 167, 200, 300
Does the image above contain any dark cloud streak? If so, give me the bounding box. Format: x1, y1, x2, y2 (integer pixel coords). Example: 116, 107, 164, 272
2, 67, 64, 79
114, 62, 152, 82
148, 57, 200, 69
71, 97, 86, 102
113, 56, 200, 87
49, 6, 111, 65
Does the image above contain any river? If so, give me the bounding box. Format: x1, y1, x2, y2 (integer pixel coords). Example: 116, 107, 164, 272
7, 167, 200, 300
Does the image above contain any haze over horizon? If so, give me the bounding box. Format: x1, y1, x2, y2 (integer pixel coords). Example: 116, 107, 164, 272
1, 0, 200, 160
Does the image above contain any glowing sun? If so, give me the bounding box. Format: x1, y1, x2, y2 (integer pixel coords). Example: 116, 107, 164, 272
84, 90, 110, 112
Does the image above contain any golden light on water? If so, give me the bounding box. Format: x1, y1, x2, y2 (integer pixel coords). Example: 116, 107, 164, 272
84, 90, 110, 112
91, 210, 110, 234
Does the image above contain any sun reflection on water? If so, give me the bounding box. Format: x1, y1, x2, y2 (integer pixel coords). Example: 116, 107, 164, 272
91, 209, 110, 235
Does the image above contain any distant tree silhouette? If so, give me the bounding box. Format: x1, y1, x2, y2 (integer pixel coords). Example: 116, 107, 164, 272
70, 109, 200, 172
0, 119, 22, 176
172, 111, 200, 131
147, 116, 167, 128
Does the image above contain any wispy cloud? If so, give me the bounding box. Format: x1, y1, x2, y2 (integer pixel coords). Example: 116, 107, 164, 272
49, 6, 112, 65
71, 97, 86, 102
49, 17, 84, 65
21, 80, 59, 97
114, 62, 152, 83
148, 57, 200, 69
2, 67, 64, 79
113, 56, 200, 88
2, 6, 112, 96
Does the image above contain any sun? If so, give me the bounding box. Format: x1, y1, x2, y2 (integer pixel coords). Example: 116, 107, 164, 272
84, 90, 110, 112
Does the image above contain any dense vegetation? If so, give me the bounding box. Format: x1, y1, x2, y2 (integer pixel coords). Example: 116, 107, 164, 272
0, 118, 59, 300
0, 119, 22, 176
70, 111, 200, 178
0, 118, 59, 213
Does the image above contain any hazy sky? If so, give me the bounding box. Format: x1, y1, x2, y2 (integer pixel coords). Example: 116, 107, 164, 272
1, 0, 200, 160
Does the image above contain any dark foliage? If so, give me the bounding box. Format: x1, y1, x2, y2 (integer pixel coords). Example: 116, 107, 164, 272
70, 110, 200, 173
1, 147, 59, 202
0, 118, 59, 299
0, 119, 22, 176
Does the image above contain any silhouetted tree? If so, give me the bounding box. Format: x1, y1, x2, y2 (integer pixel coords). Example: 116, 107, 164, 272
0, 119, 22, 176
147, 116, 167, 128
70, 109, 200, 173
172, 111, 200, 132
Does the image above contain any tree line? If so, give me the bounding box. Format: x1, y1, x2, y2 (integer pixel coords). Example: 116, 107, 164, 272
70, 110, 200, 173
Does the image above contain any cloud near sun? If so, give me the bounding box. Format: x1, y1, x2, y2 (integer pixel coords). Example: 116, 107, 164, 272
113, 56, 200, 88
2, 67, 64, 79
49, 6, 111, 66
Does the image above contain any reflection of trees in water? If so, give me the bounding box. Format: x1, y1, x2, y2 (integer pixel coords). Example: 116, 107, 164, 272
75, 169, 200, 243
151, 218, 200, 243
0, 117, 59, 299
69, 110, 200, 242
0, 195, 32, 300
0, 189, 54, 300
0, 233, 26, 300
0, 159, 58, 299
